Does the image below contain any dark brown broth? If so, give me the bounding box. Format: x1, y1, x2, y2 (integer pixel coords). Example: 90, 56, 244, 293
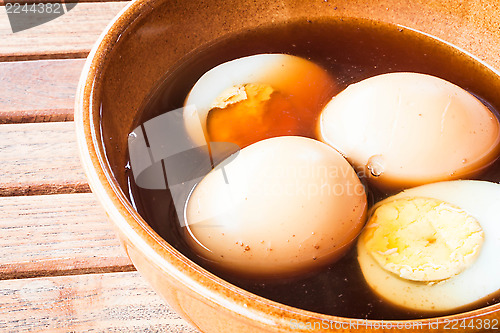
125, 18, 500, 320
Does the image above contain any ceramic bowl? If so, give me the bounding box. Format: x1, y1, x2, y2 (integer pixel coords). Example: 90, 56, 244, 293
75, 0, 500, 332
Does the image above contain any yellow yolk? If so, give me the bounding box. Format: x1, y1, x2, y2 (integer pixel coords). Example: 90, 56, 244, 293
362, 197, 484, 282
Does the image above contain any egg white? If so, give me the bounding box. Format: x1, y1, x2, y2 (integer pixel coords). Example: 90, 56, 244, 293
357, 180, 500, 313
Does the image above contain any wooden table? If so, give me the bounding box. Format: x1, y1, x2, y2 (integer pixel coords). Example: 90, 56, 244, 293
0, 1, 199, 331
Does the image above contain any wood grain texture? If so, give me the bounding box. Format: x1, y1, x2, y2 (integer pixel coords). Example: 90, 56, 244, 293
0, 1, 129, 61
0, 271, 200, 332
0, 121, 90, 196
0, 59, 85, 123
0, 193, 134, 279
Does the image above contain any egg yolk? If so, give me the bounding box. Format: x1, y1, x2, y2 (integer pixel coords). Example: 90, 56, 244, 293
205, 64, 336, 149
206, 83, 301, 148
362, 197, 484, 282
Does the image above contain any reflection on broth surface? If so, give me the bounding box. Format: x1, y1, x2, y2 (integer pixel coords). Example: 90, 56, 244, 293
125, 18, 500, 319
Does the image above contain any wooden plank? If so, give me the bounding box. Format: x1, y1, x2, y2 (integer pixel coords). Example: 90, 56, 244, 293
0, 193, 134, 280
0, 2, 129, 61
0, 122, 90, 196
0, 59, 85, 123
0, 271, 199, 332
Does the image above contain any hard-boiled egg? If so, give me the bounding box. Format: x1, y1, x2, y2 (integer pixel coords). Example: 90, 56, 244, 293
357, 180, 500, 313
184, 136, 367, 278
318, 73, 500, 190
184, 54, 336, 149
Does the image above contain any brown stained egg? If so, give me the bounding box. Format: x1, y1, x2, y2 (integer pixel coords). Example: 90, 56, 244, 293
318, 72, 500, 190
183, 53, 336, 149
184, 136, 367, 278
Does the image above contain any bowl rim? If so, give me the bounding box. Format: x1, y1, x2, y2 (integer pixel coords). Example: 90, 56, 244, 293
74, 0, 500, 330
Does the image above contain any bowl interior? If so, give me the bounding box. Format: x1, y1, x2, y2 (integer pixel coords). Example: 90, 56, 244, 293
81, 0, 500, 329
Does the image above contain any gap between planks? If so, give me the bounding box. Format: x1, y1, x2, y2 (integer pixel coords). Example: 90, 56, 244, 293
0, 192, 134, 280
0, 1, 129, 61
0, 271, 199, 333
0, 58, 85, 124
0, 121, 90, 196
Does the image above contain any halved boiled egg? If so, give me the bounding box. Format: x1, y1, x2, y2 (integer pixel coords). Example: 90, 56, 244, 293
184, 54, 336, 149
184, 136, 367, 278
318, 73, 500, 190
357, 180, 500, 313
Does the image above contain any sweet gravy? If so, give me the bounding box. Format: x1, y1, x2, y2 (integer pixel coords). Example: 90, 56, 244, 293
125, 18, 500, 319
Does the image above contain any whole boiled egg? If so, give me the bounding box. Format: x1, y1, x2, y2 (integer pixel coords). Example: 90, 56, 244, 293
318, 72, 500, 190
184, 136, 367, 278
184, 54, 336, 149
357, 180, 500, 313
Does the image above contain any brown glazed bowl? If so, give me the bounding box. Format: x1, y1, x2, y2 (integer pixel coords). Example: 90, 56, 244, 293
75, 0, 500, 332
